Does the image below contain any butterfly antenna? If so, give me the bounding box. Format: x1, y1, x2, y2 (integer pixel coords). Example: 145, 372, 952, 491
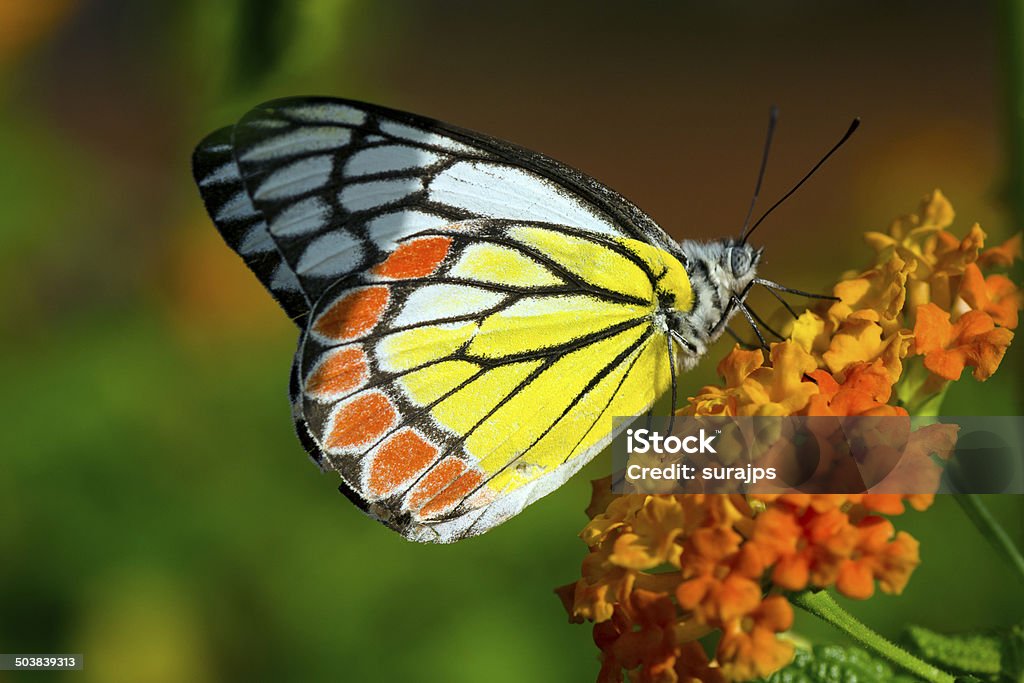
739, 105, 779, 239
741, 117, 860, 244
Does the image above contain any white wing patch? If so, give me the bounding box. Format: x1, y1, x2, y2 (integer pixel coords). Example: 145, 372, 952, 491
215, 190, 260, 222
269, 196, 331, 237
285, 103, 367, 126
344, 145, 443, 177
199, 161, 240, 187
240, 127, 351, 162
339, 177, 424, 212
271, 262, 303, 292
429, 161, 620, 235
254, 155, 334, 201
378, 120, 476, 154
393, 284, 505, 327
364, 210, 454, 250
238, 224, 276, 255
296, 231, 365, 277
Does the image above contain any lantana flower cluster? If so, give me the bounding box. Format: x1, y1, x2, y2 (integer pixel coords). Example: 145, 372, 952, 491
557, 192, 1021, 683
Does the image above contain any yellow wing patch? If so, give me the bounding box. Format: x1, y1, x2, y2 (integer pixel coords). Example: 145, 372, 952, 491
448, 242, 563, 287
509, 226, 654, 300
469, 324, 649, 471
466, 295, 648, 358
375, 322, 477, 373
430, 360, 543, 434
398, 360, 479, 406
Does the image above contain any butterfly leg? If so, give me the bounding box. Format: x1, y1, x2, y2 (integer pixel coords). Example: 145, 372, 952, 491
745, 305, 786, 341
725, 325, 760, 350
666, 332, 678, 435
732, 294, 769, 349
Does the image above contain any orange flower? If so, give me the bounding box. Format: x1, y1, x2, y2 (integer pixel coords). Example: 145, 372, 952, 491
609, 496, 690, 570
561, 481, 928, 681
863, 189, 955, 263
608, 590, 680, 683
913, 303, 1014, 381
978, 233, 1022, 268
717, 597, 794, 681
805, 361, 907, 417
862, 424, 958, 498
959, 262, 1022, 329
675, 641, 726, 683
833, 517, 920, 599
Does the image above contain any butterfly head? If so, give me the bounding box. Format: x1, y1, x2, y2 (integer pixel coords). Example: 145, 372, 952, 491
666, 238, 763, 368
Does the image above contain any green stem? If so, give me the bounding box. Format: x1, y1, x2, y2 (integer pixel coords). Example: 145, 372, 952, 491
956, 494, 1024, 587
790, 589, 955, 683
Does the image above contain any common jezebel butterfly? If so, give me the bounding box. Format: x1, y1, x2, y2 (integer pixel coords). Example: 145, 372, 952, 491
192, 97, 852, 543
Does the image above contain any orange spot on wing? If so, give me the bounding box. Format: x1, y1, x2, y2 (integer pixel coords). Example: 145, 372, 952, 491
408, 456, 484, 519
305, 346, 367, 398
313, 287, 389, 340
368, 429, 439, 496
418, 470, 484, 519
373, 236, 452, 279
325, 391, 396, 450
408, 457, 465, 510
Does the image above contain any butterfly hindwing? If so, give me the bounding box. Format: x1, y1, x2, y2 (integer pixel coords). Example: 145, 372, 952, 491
294, 220, 689, 541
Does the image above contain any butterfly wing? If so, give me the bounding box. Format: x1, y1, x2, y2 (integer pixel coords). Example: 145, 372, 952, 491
192, 96, 684, 327
191, 97, 692, 542
298, 220, 690, 542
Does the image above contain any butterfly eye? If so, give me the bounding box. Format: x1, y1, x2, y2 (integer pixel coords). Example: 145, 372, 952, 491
728, 248, 751, 277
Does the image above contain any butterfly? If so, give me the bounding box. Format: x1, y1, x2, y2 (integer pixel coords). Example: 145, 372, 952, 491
192, 97, 855, 543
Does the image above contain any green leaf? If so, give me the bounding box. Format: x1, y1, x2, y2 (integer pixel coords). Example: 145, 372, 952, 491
905, 622, 1024, 682
905, 625, 1001, 676
760, 644, 922, 683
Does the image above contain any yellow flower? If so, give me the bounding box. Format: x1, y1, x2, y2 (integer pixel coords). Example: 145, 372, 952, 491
683, 344, 819, 417
821, 314, 911, 382
830, 253, 915, 334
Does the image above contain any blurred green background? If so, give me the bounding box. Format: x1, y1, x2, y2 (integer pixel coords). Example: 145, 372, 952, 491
1, 2, 1022, 681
